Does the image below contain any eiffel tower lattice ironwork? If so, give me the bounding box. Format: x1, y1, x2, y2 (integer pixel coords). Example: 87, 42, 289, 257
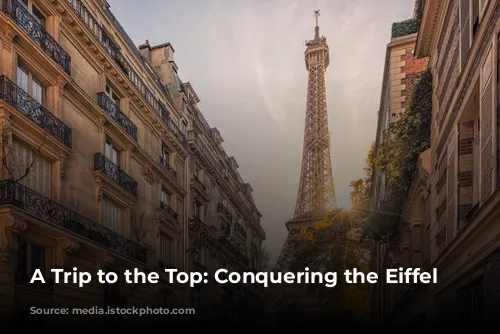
275, 9, 337, 272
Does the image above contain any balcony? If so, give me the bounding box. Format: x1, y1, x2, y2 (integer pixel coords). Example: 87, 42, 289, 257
65, 0, 187, 148
159, 201, 178, 222
188, 131, 218, 172
159, 156, 177, 178
2, 0, 71, 74
217, 236, 249, 266
188, 216, 216, 237
235, 223, 247, 239
0, 180, 146, 262
94, 153, 137, 197
160, 113, 187, 147
191, 175, 209, 202
0, 75, 72, 147
97, 92, 137, 141
217, 203, 232, 222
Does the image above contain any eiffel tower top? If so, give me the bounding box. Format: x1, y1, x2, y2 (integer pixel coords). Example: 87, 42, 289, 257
314, 9, 320, 40
307, 9, 326, 47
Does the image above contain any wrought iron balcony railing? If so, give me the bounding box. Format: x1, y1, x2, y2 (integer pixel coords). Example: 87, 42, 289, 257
188, 132, 218, 171
97, 92, 137, 141
0, 75, 72, 147
217, 203, 232, 222
2, 0, 71, 74
65, 0, 187, 147
188, 216, 216, 237
0, 180, 146, 262
159, 156, 177, 178
94, 153, 137, 197
191, 175, 207, 191
235, 223, 247, 239
217, 236, 249, 265
159, 201, 178, 221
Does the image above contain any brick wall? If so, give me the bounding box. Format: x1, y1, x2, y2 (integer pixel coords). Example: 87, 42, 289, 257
401, 49, 429, 110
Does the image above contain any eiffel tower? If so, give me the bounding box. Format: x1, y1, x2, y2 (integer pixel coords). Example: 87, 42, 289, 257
275, 9, 337, 272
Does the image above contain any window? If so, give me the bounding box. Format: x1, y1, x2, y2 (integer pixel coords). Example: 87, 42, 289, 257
104, 269, 125, 306
176, 160, 184, 185
466, 278, 483, 320
159, 232, 173, 264
102, 196, 124, 234
17, 64, 44, 104
161, 145, 169, 163
193, 201, 203, 220
104, 137, 119, 165
12, 138, 51, 197
161, 186, 170, 206
195, 243, 206, 266
105, 83, 119, 105
195, 164, 201, 178
473, 119, 480, 205
472, 0, 480, 37
18, 0, 45, 27
497, 36, 500, 185
16, 239, 45, 287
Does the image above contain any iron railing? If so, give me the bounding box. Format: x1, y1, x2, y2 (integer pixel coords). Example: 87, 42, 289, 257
159, 156, 177, 178
94, 153, 137, 196
0, 75, 72, 147
217, 236, 249, 265
2, 0, 71, 74
65, 0, 186, 147
159, 201, 178, 221
0, 180, 146, 262
97, 92, 137, 141
191, 175, 207, 191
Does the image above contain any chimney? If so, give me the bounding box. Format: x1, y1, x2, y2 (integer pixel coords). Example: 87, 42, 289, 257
138, 39, 151, 62
149, 42, 176, 86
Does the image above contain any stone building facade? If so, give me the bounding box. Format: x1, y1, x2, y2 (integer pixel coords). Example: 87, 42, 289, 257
413, 0, 500, 326
371, 0, 500, 328
0, 0, 264, 327
370, 11, 429, 322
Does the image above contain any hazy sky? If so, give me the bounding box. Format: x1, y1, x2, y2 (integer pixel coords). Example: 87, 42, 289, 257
108, 0, 415, 262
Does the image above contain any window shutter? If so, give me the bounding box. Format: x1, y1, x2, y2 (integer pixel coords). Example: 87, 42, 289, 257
460, 0, 471, 70
479, 0, 489, 22
102, 197, 124, 234
447, 128, 457, 241
479, 46, 495, 204
12, 139, 51, 198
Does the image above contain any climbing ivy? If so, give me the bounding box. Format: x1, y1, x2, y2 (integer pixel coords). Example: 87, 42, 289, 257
364, 68, 433, 240
391, 18, 420, 38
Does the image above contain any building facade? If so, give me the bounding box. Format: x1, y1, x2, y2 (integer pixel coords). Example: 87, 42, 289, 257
371, 0, 500, 328
370, 8, 430, 323
413, 0, 500, 326
0, 0, 264, 327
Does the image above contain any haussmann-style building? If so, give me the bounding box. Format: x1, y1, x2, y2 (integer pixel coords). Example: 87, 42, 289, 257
0, 0, 265, 328
370, 0, 500, 328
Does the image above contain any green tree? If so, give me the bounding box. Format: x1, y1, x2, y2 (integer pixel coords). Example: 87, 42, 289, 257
290, 209, 370, 323
366, 68, 432, 240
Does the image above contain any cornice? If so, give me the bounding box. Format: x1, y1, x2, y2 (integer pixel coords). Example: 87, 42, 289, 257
415, 0, 445, 58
